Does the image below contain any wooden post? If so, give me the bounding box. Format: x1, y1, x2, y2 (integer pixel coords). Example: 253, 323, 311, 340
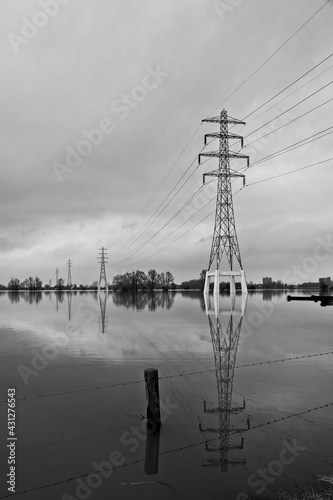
144, 417, 160, 475
144, 368, 161, 424
144, 368, 161, 475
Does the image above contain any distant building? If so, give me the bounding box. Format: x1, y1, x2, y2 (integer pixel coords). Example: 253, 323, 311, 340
319, 277, 332, 289
299, 282, 319, 289
262, 277, 272, 288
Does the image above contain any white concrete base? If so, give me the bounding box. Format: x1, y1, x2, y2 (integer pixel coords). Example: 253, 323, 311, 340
204, 269, 248, 295
204, 291, 248, 317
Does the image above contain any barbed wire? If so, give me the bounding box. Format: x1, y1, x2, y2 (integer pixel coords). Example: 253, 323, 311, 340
0, 399, 331, 499
1, 351, 332, 404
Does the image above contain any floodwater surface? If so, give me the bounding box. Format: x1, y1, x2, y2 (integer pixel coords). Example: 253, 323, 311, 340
0, 290, 332, 500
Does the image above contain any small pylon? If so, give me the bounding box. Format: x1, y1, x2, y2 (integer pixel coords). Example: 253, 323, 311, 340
66, 259, 72, 287
97, 247, 108, 291
198, 109, 249, 295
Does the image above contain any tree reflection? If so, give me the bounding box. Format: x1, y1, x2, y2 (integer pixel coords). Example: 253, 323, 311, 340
180, 291, 206, 311
8, 291, 20, 303
8, 291, 43, 305
200, 294, 249, 471
112, 291, 175, 311
24, 291, 43, 305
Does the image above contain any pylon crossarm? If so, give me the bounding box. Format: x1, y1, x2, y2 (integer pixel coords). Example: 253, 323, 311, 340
228, 151, 249, 162
203, 170, 220, 183
198, 151, 220, 164
229, 170, 245, 179
199, 151, 249, 165
202, 116, 246, 126
204, 133, 244, 147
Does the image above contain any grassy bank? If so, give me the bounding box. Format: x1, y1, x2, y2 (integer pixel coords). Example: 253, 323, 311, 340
277, 476, 333, 499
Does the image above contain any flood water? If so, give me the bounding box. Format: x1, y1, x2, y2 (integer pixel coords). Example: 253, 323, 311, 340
0, 290, 332, 500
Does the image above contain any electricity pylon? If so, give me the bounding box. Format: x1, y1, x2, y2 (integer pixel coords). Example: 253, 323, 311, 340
66, 259, 72, 287
199, 294, 249, 471
97, 247, 108, 291
198, 109, 249, 295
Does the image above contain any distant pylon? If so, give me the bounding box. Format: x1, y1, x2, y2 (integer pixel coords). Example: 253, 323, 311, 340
97, 247, 108, 291
198, 109, 249, 295
67, 259, 72, 287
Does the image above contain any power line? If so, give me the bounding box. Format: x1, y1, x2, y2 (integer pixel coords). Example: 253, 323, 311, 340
245, 157, 333, 187
110, 154, 200, 259
119, 79, 333, 264
250, 126, 333, 167
242, 51, 333, 123
129, 71, 333, 265
115, 151, 333, 266
245, 96, 333, 147
110, 137, 204, 259
110, 156, 214, 264
244, 79, 333, 140
112, 185, 205, 265
136, 123, 202, 217
233, 125, 333, 176
115, 186, 216, 266
118, 186, 245, 269
209, 0, 331, 116
111, 3, 331, 262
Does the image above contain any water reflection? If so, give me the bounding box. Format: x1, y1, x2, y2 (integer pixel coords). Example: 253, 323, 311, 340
112, 291, 176, 311
98, 291, 109, 333
200, 294, 248, 471
180, 290, 206, 311
262, 289, 286, 301
67, 292, 72, 321
7, 291, 43, 304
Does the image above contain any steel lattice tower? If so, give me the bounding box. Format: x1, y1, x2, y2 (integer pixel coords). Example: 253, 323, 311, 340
66, 259, 72, 287
97, 247, 108, 291
198, 109, 249, 295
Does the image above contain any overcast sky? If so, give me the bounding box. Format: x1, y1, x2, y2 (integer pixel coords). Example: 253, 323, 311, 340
0, 0, 333, 286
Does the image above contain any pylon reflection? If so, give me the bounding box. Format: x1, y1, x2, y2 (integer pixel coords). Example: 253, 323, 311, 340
200, 293, 249, 471
98, 291, 109, 334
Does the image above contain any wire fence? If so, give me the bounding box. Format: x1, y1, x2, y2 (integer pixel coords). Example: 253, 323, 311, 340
1, 350, 332, 405
0, 399, 331, 499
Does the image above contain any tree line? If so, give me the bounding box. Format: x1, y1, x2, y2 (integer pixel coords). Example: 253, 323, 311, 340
2, 270, 211, 291
3, 269, 177, 291
111, 269, 175, 291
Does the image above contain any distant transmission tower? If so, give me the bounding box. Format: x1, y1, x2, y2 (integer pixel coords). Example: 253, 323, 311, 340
67, 259, 72, 287
198, 109, 249, 295
97, 247, 108, 291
